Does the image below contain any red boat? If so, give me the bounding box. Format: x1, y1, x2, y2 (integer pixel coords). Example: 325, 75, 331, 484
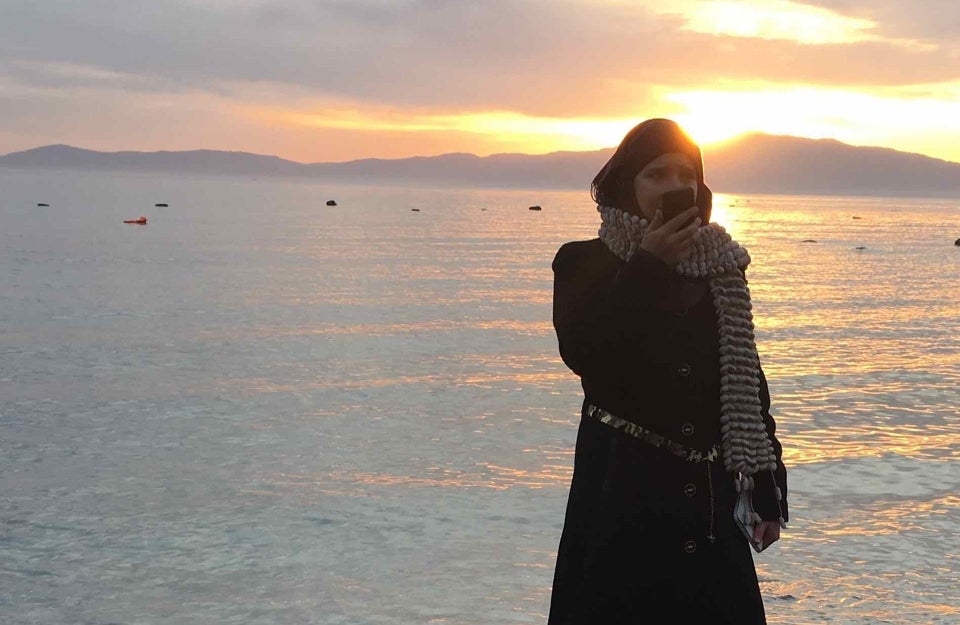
123, 216, 148, 225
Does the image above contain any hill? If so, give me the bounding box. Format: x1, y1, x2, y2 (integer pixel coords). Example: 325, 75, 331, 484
0, 144, 303, 176
3, 136, 959, 197
706, 134, 960, 197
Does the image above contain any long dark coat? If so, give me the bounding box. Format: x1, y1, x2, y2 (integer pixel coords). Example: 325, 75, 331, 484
547, 238, 789, 625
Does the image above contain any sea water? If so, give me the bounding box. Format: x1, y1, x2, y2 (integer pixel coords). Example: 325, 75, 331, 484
1, 169, 958, 624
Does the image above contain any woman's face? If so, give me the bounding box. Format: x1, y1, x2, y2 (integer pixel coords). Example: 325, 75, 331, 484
631, 152, 698, 221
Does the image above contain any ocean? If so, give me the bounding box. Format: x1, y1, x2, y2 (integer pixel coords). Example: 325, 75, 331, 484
1, 169, 958, 624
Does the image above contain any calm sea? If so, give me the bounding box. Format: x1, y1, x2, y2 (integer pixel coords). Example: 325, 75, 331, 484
1, 169, 958, 624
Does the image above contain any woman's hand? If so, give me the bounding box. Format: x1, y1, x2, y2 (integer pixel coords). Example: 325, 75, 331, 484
753, 521, 781, 550
640, 206, 701, 266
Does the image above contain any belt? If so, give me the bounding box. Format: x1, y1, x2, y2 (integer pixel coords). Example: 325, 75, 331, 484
584, 403, 719, 464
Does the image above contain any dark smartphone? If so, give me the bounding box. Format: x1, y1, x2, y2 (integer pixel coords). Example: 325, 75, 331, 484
660, 187, 696, 224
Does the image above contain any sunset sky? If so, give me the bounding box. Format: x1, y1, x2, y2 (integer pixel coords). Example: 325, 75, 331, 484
2, 0, 959, 163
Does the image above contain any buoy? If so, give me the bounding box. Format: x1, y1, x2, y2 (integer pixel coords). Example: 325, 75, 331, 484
37, 203, 50, 207
123, 216, 148, 225
326, 200, 337, 206
528, 205, 542, 211
154, 203, 168, 207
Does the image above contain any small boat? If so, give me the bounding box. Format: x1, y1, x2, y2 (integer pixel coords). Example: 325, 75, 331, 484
124, 216, 148, 225
154, 203, 168, 207
326, 200, 337, 206
37, 203, 50, 207
411, 208, 420, 212
528, 205, 542, 211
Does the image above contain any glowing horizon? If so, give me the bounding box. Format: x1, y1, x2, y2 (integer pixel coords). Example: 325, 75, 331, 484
241, 79, 960, 164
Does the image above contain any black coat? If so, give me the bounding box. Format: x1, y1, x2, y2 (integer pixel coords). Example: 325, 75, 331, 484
547, 239, 789, 625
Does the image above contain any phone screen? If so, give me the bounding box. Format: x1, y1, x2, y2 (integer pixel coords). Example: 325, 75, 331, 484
660, 187, 696, 223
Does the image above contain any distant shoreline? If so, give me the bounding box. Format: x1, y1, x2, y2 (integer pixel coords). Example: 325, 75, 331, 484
3, 134, 960, 199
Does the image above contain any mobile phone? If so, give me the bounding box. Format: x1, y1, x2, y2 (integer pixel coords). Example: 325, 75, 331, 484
660, 187, 696, 224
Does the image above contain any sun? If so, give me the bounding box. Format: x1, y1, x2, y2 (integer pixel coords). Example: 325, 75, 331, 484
667, 88, 834, 147
667, 91, 780, 146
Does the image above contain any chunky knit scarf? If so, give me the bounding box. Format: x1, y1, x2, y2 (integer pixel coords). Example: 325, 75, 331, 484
597, 205, 779, 478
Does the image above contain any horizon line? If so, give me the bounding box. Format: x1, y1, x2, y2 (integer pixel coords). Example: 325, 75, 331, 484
3, 133, 960, 167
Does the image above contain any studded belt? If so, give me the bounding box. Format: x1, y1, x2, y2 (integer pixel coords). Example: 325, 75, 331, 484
584, 403, 719, 464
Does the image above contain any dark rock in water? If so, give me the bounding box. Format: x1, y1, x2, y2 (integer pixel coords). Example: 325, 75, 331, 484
154, 203, 168, 207
775, 595, 798, 602
326, 200, 337, 206
37, 203, 49, 207
855, 246, 867, 251
955, 238, 960, 246
802, 239, 817, 243
528, 205, 542, 211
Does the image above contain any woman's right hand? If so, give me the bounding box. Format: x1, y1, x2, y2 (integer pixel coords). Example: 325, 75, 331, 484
640, 207, 701, 266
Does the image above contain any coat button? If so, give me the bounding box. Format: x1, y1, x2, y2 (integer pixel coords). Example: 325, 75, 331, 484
677, 363, 691, 377
684, 483, 697, 497
684, 540, 697, 554
681, 423, 695, 437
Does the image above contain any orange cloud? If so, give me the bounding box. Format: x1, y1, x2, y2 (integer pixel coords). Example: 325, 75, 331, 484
258, 106, 639, 155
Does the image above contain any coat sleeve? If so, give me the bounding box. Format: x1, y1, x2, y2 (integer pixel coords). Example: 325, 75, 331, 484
753, 365, 789, 523
552, 242, 674, 379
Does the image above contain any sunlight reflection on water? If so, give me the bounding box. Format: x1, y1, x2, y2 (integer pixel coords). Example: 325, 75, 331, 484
236, 190, 959, 623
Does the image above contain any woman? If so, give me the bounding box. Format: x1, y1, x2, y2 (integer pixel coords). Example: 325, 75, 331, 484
548, 119, 789, 624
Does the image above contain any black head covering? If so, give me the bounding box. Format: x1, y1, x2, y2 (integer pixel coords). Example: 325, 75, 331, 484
591, 118, 712, 223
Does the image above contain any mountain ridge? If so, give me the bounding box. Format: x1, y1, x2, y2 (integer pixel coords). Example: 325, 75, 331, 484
3, 135, 959, 197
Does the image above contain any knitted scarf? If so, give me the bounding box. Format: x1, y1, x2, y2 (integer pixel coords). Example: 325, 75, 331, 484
597, 205, 779, 478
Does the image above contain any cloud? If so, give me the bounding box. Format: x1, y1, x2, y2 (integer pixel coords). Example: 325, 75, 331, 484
671, 0, 879, 44
2, 1, 956, 113
1, 0, 959, 159
796, 0, 960, 41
